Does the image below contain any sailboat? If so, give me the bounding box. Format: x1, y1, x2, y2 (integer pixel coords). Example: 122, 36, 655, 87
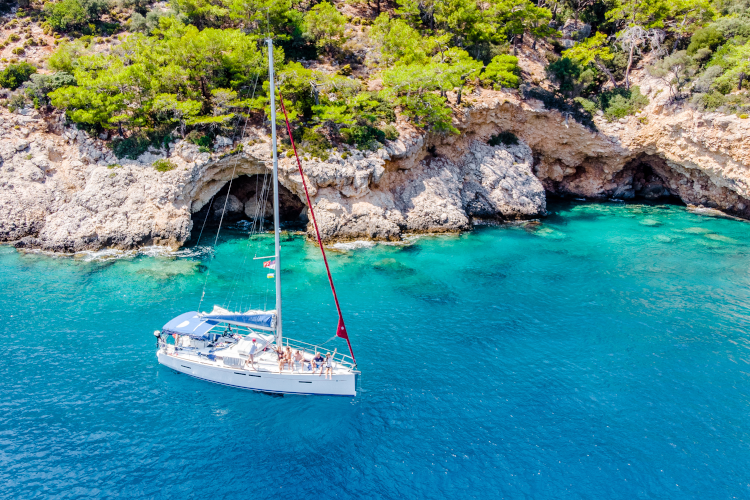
154, 39, 360, 397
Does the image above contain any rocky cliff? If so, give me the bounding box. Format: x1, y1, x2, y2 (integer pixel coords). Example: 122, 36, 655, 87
2, 78, 749, 253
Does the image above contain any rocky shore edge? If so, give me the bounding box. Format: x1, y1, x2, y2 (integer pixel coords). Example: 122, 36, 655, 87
2, 78, 750, 254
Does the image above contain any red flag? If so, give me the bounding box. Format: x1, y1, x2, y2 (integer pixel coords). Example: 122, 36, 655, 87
263, 259, 276, 269
337, 316, 348, 340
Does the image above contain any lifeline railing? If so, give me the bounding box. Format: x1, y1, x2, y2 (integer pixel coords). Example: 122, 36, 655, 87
280, 337, 356, 370
160, 325, 356, 370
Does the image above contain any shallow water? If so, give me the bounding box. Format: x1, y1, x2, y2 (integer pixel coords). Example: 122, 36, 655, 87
2, 201, 750, 499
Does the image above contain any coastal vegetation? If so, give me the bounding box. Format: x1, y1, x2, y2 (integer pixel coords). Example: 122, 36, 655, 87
2, 0, 750, 156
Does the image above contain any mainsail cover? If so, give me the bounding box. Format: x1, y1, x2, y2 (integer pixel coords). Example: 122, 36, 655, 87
200, 306, 276, 331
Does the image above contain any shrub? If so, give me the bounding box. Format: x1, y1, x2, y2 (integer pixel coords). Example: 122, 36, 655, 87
8, 33, 20, 42
602, 87, 649, 121
11, 47, 25, 55
44, 0, 109, 32
690, 90, 749, 113
692, 65, 723, 92
382, 124, 399, 140
153, 159, 177, 172
7, 93, 29, 112
481, 55, 521, 89
303, 1, 346, 55
26, 72, 76, 106
0, 62, 36, 90
340, 125, 384, 150
687, 27, 724, 56
110, 129, 173, 159
45, 0, 89, 31
488, 131, 519, 147
574, 96, 598, 115
186, 130, 213, 149
714, 16, 750, 39
295, 127, 331, 159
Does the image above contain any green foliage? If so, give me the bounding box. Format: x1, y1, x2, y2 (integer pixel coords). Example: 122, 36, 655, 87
6, 93, 29, 112
340, 125, 386, 150
395, 0, 555, 57
481, 54, 521, 89
605, 0, 672, 29
130, 9, 183, 34
44, 0, 109, 32
521, 86, 596, 129
109, 129, 173, 159
687, 26, 724, 54
378, 47, 482, 134
691, 89, 750, 112
369, 14, 441, 66
47, 39, 92, 73
601, 87, 649, 120
169, 0, 229, 28
44, 0, 88, 32
293, 127, 331, 160
25, 72, 76, 106
186, 130, 213, 149
0, 62, 36, 90
488, 131, 518, 146
153, 159, 177, 172
574, 96, 598, 114
713, 15, 750, 39
49, 20, 267, 132
648, 50, 696, 97
303, 1, 346, 55
547, 56, 600, 98
570, 87, 648, 121
382, 124, 399, 140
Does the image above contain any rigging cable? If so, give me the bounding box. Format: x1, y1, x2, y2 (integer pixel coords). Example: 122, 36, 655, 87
197, 68, 261, 312
277, 90, 357, 366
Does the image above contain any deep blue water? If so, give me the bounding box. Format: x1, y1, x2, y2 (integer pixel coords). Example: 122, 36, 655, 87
1, 201, 750, 499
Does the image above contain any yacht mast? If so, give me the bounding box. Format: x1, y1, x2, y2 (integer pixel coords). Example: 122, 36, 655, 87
267, 38, 283, 348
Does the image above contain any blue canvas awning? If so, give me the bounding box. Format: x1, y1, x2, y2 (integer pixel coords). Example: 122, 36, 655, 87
162, 312, 218, 339
200, 309, 276, 331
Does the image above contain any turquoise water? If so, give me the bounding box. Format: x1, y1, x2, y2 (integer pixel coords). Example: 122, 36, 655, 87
2, 201, 750, 499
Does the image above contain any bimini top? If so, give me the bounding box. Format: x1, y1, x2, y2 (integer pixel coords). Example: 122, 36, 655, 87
162, 311, 218, 339
162, 307, 277, 338
199, 305, 277, 331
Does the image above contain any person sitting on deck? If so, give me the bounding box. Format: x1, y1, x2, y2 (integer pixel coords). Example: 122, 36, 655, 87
323, 349, 337, 380
312, 351, 324, 375
293, 350, 304, 373
244, 338, 258, 371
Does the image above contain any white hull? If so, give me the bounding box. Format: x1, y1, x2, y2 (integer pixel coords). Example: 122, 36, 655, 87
157, 350, 358, 396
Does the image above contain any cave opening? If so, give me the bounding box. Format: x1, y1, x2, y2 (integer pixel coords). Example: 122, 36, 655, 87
613, 157, 685, 205
188, 174, 307, 242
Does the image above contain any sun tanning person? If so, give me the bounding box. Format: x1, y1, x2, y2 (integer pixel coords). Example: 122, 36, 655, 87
293, 349, 304, 373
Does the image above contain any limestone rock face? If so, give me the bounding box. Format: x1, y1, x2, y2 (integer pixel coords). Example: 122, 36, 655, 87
460, 141, 546, 220
4, 78, 750, 252
244, 198, 273, 219
213, 195, 243, 215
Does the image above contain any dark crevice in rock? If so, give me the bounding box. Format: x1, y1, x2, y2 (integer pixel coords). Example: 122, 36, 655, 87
188, 174, 307, 242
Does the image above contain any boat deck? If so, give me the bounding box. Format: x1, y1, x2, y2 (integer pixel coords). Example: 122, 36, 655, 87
164, 342, 354, 376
